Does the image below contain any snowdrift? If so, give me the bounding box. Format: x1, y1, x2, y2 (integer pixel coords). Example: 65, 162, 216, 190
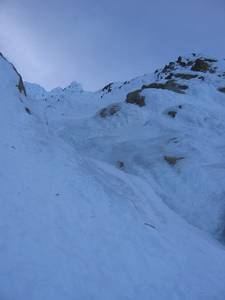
0, 53, 225, 299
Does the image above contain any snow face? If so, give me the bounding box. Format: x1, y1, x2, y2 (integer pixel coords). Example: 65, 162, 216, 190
25, 82, 48, 100
1, 53, 225, 299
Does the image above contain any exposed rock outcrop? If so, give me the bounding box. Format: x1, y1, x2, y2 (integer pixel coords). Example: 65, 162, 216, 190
164, 156, 185, 166
99, 104, 120, 117
142, 80, 188, 94
126, 90, 145, 106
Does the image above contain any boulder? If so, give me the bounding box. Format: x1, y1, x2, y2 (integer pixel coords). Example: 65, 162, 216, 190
164, 156, 185, 166
126, 90, 145, 107
99, 104, 120, 118
191, 59, 210, 72
218, 87, 225, 93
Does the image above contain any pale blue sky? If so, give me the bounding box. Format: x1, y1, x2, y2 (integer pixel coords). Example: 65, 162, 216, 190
0, 0, 225, 90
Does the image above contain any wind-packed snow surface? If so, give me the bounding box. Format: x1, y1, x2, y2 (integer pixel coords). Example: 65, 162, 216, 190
1, 52, 225, 299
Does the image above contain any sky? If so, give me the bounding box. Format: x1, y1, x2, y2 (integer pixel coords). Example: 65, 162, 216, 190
0, 0, 225, 91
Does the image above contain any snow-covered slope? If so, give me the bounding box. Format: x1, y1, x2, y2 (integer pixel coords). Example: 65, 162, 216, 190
1, 52, 225, 299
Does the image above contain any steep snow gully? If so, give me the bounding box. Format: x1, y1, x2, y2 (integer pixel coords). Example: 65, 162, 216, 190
0, 52, 225, 299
